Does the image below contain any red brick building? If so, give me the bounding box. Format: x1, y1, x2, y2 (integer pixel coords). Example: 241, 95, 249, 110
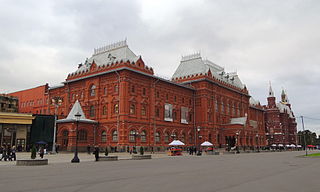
264, 85, 298, 146
9, 40, 297, 151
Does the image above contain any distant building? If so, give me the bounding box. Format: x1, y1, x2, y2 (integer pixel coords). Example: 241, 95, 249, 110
264, 84, 298, 145
0, 94, 18, 113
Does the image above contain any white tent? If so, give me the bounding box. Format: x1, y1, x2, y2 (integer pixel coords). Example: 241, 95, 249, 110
297, 145, 302, 148
271, 144, 277, 147
278, 144, 284, 147
169, 140, 185, 146
290, 144, 296, 147
201, 141, 213, 147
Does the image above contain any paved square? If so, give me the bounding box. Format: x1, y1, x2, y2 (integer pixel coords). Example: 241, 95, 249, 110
0, 151, 319, 192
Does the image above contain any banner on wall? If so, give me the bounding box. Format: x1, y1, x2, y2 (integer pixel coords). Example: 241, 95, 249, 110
164, 103, 173, 122
181, 107, 188, 124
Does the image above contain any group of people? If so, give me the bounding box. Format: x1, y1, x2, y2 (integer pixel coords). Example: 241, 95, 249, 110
0, 145, 16, 161
187, 146, 201, 155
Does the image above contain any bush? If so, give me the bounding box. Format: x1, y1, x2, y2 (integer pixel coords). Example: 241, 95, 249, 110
140, 146, 144, 155
31, 145, 36, 159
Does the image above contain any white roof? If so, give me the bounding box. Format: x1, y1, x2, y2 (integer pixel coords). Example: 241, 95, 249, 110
276, 102, 294, 118
201, 141, 213, 146
172, 53, 244, 89
72, 40, 140, 74
249, 97, 260, 106
168, 140, 185, 146
57, 100, 97, 124
230, 117, 247, 125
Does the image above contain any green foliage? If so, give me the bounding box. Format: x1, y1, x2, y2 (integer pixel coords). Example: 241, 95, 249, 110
105, 147, 108, 156
140, 146, 144, 155
31, 145, 36, 159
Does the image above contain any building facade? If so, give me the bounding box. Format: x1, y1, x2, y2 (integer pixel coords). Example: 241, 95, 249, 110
264, 85, 298, 146
9, 40, 296, 151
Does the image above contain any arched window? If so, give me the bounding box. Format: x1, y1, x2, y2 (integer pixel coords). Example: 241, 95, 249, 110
189, 134, 193, 144
114, 103, 119, 114
142, 88, 146, 95
131, 85, 135, 93
130, 104, 135, 115
129, 130, 136, 142
101, 131, 107, 142
78, 130, 87, 141
141, 105, 146, 116
102, 106, 107, 115
90, 85, 96, 96
164, 132, 169, 143
104, 87, 107, 95
89, 105, 95, 117
181, 133, 186, 142
63, 130, 68, 137
141, 130, 147, 142
156, 108, 160, 117
112, 130, 118, 141
155, 132, 160, 142
114, 85, 119, 93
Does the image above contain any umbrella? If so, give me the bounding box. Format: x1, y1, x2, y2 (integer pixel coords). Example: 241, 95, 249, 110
307, 145, 315, 148
36, 141, 47, 145
169, 140, 185, 146
201, 141, 213, 147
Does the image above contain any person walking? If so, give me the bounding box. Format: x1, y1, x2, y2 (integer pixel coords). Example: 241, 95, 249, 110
7, 146, 12, 161
94, 146, 100, 161
87, 144, 91, 154
0, 146, 4, 161
39, 147, 44, 159
11, 146, 16, 161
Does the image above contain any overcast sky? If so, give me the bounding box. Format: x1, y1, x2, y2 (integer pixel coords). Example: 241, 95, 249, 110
1, 0, 320, 134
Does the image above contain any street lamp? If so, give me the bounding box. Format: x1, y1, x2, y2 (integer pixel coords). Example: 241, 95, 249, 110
197, 126, 202, 156
256, 134, 260, 152
71, 112, 81, 163
52, 97, 62, 154
134, 130, 139, 154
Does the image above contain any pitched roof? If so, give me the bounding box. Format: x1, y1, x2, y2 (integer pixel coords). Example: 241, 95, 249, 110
73, 40, 140, 74
57, 100, 97, 124
172, 53, 244, 89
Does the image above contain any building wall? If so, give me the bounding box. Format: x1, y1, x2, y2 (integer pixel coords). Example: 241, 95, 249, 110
265, 96, 297, 145
9, 84, 49, 114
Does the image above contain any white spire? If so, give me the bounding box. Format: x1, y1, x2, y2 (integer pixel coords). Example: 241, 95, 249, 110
268, 81, 274, 97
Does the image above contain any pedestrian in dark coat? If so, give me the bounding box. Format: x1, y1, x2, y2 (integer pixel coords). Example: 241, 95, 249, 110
39, 147, 44, 159
87, 145, 91, 154
11, 146, 16, 161
94, 146, 99, 161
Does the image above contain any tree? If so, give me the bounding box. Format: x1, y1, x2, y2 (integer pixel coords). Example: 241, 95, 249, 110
31, 145, 37, 159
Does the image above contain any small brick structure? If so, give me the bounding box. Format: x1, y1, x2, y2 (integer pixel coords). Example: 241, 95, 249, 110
98, 156, 118, 161
132, 155, 152, 160
16, 159, 48, 166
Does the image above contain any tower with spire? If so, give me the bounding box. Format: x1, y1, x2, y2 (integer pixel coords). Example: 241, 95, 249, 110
267, 82, 276, 108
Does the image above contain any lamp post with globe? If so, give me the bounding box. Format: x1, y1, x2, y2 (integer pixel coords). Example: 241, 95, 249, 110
71, 112, 81, 163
